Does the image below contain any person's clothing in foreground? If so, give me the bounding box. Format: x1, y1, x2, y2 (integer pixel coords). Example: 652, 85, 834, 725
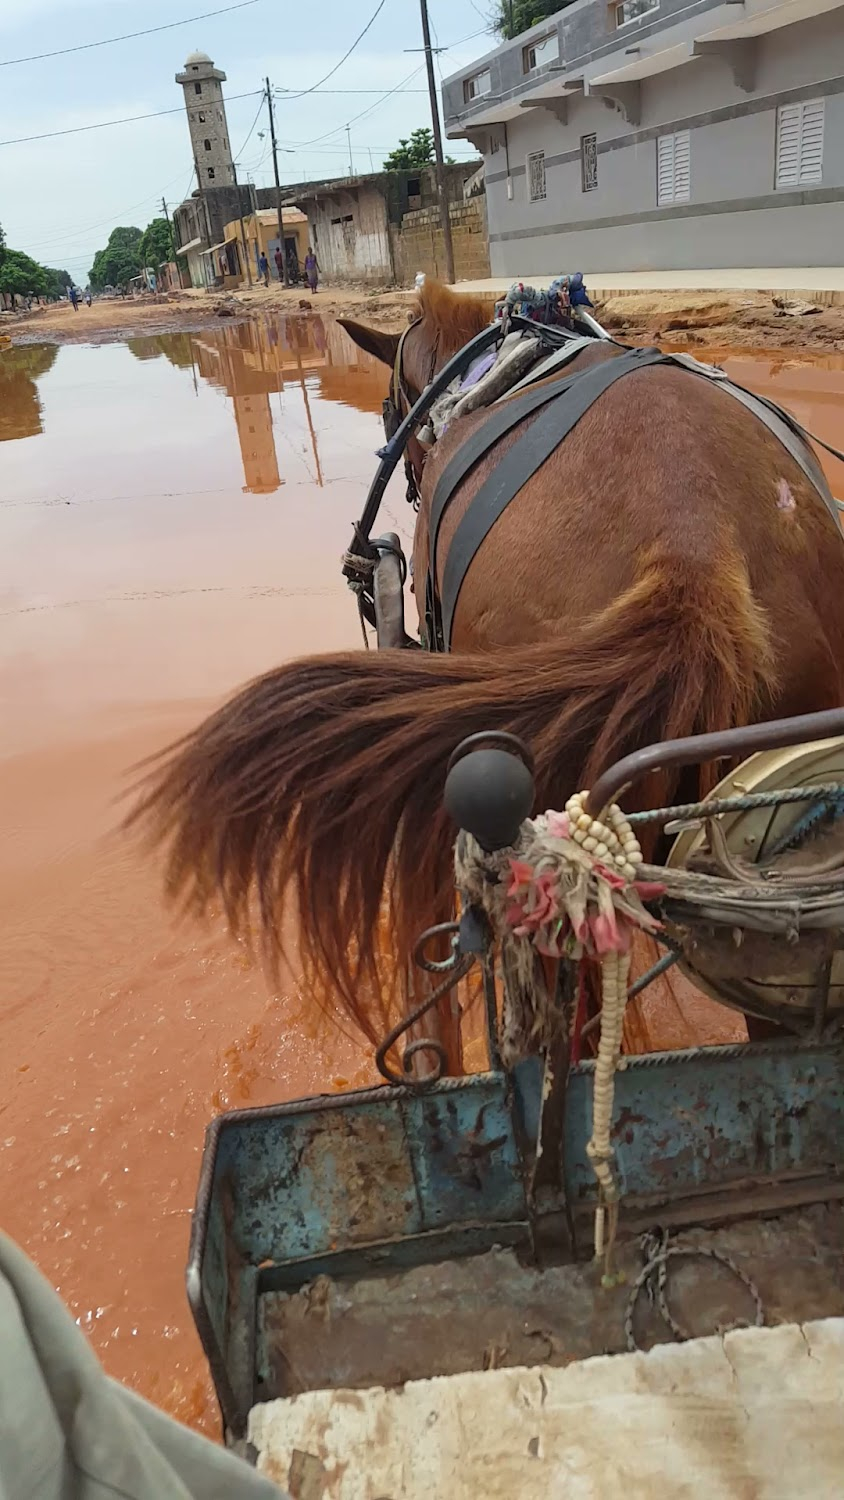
0, 1231, 286, 1500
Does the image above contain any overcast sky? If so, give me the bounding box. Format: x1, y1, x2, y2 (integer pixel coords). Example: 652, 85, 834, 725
0, 0, 493, 281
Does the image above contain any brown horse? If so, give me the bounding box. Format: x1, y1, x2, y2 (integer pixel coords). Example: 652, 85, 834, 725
131, 282, 844, 1071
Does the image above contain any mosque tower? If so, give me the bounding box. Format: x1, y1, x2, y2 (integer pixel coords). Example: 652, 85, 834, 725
175, 51, 235, 188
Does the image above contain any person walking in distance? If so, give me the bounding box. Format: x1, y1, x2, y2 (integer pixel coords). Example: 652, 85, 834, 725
69, 285, 79, 312
258, 252, 270, 288
304, 246, 319, 294
274, 247, 284, 282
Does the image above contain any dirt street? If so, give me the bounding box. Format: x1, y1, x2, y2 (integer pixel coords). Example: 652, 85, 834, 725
7, 280, 844, 352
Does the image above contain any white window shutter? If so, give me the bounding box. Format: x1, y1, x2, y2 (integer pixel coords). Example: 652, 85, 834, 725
799, 99, 824, 183
657, 135, 675, 205
673, 130, 690, 202
776, 103, 802, 187
777, 99, 823, 188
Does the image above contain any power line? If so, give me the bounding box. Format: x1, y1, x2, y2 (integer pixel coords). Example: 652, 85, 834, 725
234, 94, 266, 161
16, 166, 194, 253
275, 0, 389, 102
275, 88, 428, 96
0, 90, 262, 148
293, 65, 427, 148
281, 27, 492, 149
0, 1, 261, 68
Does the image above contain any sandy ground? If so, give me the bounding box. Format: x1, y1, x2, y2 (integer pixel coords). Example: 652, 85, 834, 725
7, 281, 844, 352
1, 283, 416, 345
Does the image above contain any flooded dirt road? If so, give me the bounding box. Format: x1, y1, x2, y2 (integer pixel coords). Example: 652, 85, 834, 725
2, 325, 844, 1430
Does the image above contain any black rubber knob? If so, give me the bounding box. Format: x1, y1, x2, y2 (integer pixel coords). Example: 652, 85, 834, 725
444, 746, 535, 851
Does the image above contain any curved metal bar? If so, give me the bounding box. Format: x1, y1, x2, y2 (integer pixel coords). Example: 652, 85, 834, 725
375, 955, 476, 1088
446, 730, 536, 778
586, 707, 844, 815
412, 920, 462, 973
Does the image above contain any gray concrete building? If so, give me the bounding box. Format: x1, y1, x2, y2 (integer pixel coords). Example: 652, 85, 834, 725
175, 50, 235, 190
441, 0, 844, 273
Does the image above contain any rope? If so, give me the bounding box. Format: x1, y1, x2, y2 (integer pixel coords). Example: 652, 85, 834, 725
343, 547, 375, 650
625, 1230, 765, 1352
455, 787, 660, 1277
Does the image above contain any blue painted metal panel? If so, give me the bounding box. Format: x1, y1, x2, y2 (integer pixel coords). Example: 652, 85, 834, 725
401, 1085, 526, 1229
564, 1042, 844, 1203
188, 1040, 844, 1435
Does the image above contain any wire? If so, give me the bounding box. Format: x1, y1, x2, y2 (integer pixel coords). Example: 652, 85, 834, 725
275, 88, 428, 96
276, 26, 494, 150
0, 89, 262, 148
0, 1, 261, 68
273, 0, 388, 101
234, 93, 266, 162
16, 166, 195, 253
293, 64, 427, 148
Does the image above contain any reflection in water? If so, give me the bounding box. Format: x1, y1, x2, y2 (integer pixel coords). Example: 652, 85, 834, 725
121, 315, 386, 495
0, 344, 58, 441
0, 319, 393, 1435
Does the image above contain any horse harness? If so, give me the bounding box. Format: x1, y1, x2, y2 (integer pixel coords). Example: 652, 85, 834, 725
382, 317, 438, 510
425, 344, 844, 653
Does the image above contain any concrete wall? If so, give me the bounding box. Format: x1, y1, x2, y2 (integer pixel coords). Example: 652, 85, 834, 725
442, 0, 728, 130
305, 184, 394, 283
478, 10, 844, 272
391, 198, 491, 283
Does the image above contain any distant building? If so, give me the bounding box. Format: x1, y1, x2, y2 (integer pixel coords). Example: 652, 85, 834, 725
175, 51, 235, 189
262, 161, 488, 285
219, 208, 310, 284
172, 50, 254, 287
442, 0, 844, 273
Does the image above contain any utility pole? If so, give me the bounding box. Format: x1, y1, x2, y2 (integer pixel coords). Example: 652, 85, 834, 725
266, 77, 290, 287
419, 0, 455, 284
232, 159, 253, 287
161, 196, 171, 228
346, 124, 354, 177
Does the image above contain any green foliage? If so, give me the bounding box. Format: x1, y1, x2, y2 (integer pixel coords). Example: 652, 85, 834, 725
89, 225, 143, 291
383, 127, 436, 172
42, 266, 72, 299
0, 248, 49, 298
138, 217, 175, 270
493, 1, 564, 40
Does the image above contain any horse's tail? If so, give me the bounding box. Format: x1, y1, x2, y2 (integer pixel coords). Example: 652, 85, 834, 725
129, 555, 774, 1052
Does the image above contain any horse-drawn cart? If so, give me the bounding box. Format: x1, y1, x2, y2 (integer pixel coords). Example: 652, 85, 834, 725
187, 709, 844, 1493
161, 283, 844, 1494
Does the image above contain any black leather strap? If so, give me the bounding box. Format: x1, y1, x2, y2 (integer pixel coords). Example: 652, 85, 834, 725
436, 347, 666, 649
427, 357, 609, 592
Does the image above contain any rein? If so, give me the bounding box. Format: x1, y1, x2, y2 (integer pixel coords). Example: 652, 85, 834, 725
342, 320, 504, 627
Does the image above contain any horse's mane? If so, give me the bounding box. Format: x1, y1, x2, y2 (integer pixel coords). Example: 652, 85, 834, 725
417, 281, 491, 360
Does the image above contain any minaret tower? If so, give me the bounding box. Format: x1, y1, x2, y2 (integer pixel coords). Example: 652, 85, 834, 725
175, 51, 235, 188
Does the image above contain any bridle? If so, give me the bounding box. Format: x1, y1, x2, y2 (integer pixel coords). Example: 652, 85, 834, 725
384, 317, 439, 511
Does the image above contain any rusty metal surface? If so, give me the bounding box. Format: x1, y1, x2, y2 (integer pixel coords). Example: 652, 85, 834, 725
253, 1204, 844, 1400
189, 1042, 844, 1435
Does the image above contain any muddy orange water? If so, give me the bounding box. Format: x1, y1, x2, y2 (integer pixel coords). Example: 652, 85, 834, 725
2, 327, 843, 1431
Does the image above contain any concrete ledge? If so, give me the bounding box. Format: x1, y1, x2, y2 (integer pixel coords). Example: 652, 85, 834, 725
250, 1317, 844, 1499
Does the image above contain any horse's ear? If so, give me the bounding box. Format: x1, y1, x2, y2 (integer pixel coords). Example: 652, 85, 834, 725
337, 318, 400, 369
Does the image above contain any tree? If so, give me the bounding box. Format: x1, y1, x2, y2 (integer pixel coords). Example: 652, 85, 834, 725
138, 217, 174, 271
493, 1, 565, 40
0, 248, 49, 298
42, 266, 72, 299
383, 128, 436, 171
0, 222, 6, 275
89, 225, 143, 290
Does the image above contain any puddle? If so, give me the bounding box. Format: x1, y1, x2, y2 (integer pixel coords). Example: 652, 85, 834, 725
1, 328, 842, 1430
0, 315, 407, 1430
